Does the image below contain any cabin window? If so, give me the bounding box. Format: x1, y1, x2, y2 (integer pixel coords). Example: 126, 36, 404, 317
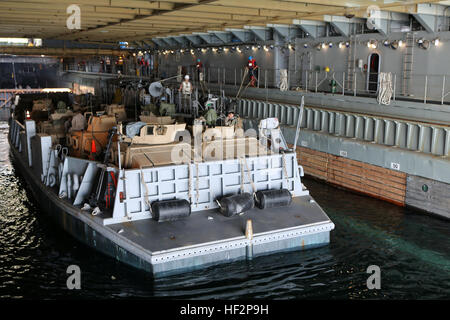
156, 126, 167, 135
146, 126, 154, 135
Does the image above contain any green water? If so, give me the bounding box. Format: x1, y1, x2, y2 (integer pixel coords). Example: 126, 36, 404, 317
0, 122, 449, 299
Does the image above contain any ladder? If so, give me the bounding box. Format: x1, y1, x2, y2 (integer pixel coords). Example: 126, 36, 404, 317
346, 35, 356, 92
402, 32, 415, 97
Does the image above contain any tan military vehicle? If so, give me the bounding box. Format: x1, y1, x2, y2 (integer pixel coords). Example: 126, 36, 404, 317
121, 122, 186, 145
67, 114, 117, 158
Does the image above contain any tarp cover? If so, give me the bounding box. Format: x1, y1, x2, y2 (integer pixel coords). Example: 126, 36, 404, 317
125, 121, 147, 138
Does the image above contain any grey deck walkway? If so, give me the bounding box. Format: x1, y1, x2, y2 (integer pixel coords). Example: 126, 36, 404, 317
107, 194, 331, 253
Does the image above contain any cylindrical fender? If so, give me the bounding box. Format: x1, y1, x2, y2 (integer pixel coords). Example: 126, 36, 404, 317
48, 173, 56, 187
67, 174, 72, 199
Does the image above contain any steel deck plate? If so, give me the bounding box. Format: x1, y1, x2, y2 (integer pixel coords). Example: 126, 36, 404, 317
106, 194, 331, 253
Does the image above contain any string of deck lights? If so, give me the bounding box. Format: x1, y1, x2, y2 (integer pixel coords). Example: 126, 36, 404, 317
155, 44, 277, 55
151, 37, 441, 56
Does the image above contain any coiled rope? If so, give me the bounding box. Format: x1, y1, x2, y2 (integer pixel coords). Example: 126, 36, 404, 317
377, 72, 393, 105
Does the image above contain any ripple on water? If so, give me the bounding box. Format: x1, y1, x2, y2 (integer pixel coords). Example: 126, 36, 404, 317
0, 121, 449, 299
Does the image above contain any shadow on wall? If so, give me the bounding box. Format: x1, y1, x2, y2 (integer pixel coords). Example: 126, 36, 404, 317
0, 63, 59, 89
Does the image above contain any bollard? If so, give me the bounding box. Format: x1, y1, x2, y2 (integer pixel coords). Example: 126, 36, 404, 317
245, 219, 253, 240
245, 219, 253, 259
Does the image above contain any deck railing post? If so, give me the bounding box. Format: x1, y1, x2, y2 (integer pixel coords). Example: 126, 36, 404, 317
315, 71, 318, 93
442, 75, 446, 105
393, 73, 396, 101
305, 70, 308, 92
342, 72, 345, 96
258, 68, 260, 88
424, 75, 428, 104
265, 70, 267, 89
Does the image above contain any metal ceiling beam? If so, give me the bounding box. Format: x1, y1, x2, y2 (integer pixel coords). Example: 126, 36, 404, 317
192, 32, 221, 44
243, 26, 270, 41
208, 31, 231, 43
0, 46, 129, 57
152, 38, 166, 48
413, 4, 448, 33
224, 28, 251, 42
365, 11, 410, 36
292, 19, 326, 39
323, 15, 364, 37
181, 34, 203, 45
266, 24, 299, 41
60, 0, 218, 40
173, 36, 189, 46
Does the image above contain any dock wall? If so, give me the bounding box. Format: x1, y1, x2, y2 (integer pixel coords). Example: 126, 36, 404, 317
239, 97, 450, 219
293, 146, 407, 206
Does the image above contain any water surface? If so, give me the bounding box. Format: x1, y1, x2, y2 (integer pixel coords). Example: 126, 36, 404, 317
0, 121, 449, 299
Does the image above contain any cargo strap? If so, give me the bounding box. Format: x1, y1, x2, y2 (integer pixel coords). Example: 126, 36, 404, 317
281, 153, 291, 191
235, 68, 249, 99
195, 162, 200, 206
120, 168, 130, 220
139, 167, 153, 218
240, 157, 257, 194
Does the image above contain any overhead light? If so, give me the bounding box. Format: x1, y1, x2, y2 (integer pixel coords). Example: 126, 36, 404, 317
303, 43, 308, 48
252, 45, 257, 50
345, 42, 350, 48
321, 42, 326, 49
398, 40, 404, 47
236, 46, 242, 53
202, 48, 207, 53
433, 38, 440, 46
263, 45, 269, 52
328, 42, 333, 48
42, 88, 71, 93
224, 47, 229, 52
367, 40, 377, 49
338, 42, 344, 49
270, 45, 274, 49
383, 40, 390, 46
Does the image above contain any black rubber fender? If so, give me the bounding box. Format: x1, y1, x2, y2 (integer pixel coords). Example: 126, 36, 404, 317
217, 193, 254, 217
151, 199, 191, 222
255, 189, 292, 209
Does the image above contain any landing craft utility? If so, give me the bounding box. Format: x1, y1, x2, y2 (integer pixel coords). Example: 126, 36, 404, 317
8, 86, 334, 276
